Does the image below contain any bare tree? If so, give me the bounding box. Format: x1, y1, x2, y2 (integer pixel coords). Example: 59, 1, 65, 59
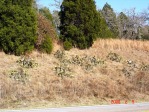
50, 0, 63, 11
140, 6, 149, 40
123, 8, 147, 39
52, 10, 60, 34
140, 6, 149, 25
117, 12, 129, 38
49, 0, 63, 34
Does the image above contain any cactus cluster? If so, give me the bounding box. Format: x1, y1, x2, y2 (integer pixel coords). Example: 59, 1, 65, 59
11, 56, 37, 82
107, 52, 122, 62
122, 68, 132, 77
54, 50, 65, 61
55, 65, 72, 78
9, 68, 28, 84
71, 55, 104, 71
122, 60, 148, 78
16, 56, 38, 68
54, 50, 105, 77
126, 60, 139, 68
54, 50, 72, 78
122, 60, 138, 78
140, 64, 149, 71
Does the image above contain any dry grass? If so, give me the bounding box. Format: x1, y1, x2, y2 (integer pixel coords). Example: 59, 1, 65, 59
0, 39, 149, 109
93, 39, 149, 52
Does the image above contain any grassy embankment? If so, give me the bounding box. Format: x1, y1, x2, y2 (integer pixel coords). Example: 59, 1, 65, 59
0, 39, 149, 109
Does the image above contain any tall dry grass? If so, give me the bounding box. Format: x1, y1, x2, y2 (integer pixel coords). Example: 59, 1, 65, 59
93, 39, 149, 52
0, 39, 149, 109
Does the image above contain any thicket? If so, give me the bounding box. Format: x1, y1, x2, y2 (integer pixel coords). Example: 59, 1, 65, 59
39, 35, 53, 54
0, 0, 37, 55
39, 7, 55, 27
36, 14, 56, 54
63, 40, 73, 50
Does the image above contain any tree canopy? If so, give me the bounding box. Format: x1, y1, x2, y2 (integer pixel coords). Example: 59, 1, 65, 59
59, 0, 101, 49
0, 0, 37, 55
102, 3, 119, 37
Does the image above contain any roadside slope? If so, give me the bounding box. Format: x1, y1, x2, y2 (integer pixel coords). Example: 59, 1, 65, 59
0, 39, 149, 109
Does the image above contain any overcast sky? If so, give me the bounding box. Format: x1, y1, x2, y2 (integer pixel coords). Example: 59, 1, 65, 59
37, 0, 149, 13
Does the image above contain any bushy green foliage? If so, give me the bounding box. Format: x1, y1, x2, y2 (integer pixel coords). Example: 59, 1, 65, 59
0, 0, 37, 55
98, 11, 114, 38
40, 35, 53, 54
117, 12, 129, 38
63, 40, 73, 50
59, 0, 101, 49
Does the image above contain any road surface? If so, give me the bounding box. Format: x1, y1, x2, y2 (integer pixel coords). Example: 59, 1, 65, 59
1, 103, 149, 112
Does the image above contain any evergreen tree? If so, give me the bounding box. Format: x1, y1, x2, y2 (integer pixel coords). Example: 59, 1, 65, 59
0, 0, 37, 55
33, 0, 38, 11
59, 0, 100, 49
40, 35, 53, 54
98, 11, 114, 38
117, 12, 129, 38
102, 3, 119, 37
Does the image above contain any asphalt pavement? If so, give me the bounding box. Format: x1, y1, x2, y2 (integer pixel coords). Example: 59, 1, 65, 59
1, 102, 149, 112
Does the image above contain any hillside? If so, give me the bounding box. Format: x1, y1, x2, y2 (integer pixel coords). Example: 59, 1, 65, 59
0, 39, 149, 109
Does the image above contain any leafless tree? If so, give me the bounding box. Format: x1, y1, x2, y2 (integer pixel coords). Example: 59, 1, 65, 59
123, 8, 148, 39
50, 0, 63, 11
49, 0, 63, 34
52, 10, 60, 34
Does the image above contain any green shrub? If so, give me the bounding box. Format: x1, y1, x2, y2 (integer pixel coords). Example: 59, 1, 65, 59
0, 0, 37, 55
63, 40, 73, 50
40, 35, 53, 54
59, 0, 100, 49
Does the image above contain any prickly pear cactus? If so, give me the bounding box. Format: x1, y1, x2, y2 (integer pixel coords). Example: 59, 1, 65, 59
9, 68, 29, 84
16, 56, 38, 68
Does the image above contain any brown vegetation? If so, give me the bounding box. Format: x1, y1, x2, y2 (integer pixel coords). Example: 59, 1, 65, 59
0, 39, 149, 109
36, 14, 57, 47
